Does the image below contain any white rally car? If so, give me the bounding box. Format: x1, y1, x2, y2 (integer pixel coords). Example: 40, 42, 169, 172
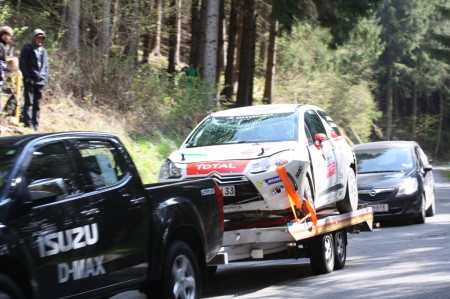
159, 104, 358, 228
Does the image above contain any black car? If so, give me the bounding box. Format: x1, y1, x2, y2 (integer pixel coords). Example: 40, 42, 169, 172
353, 141, 435, 224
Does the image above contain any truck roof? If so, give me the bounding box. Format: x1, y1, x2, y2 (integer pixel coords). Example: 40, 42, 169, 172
0, 132, 116, 147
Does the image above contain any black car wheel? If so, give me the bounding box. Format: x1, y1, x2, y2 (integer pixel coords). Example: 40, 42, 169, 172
309, 233, 335, 275
413, 194, 426, 224
333, 229, 347, 270
0, 274, 24, 299
155, 240, 201, 299
425, 195, 436, 217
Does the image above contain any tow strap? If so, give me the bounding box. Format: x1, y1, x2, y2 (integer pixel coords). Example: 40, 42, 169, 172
276, 165, 317, 227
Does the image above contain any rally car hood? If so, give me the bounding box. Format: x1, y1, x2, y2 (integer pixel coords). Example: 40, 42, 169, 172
356, 171, 412, 189
169, 141, 296, 163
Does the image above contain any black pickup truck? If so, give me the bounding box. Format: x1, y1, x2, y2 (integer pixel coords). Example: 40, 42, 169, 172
0, 132, 224, 299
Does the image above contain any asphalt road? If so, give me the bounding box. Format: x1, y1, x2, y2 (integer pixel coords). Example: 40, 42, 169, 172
113, 168, 450, 299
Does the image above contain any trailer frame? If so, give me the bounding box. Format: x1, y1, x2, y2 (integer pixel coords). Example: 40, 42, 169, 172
209, 207, 373, 275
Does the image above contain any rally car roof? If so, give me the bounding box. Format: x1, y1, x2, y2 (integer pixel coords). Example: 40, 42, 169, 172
210, 104, 308, 117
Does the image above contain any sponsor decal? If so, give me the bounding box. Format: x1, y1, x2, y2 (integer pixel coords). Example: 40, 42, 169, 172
264, 176, 281, 185
201, 188, 215, 196
37, 223, 99, 258
58, 255, 106, 283
241, 147, 271, 155
256, 180, 264, 188
327, 161, 336, 177
295, 165, 303, 179
187, 160, 249, 175
287, 172, 298, 191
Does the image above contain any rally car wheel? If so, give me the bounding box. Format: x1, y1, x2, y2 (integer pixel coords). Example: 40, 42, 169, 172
158, 240, 201, 299
300, 176, 315, 217
0, 274, 24, 299
333, 229, 347, 270
337, 167, 358, 214
309, 233, 335, 275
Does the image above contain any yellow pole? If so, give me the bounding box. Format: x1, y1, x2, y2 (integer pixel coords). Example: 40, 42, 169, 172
15, 72, 22, 120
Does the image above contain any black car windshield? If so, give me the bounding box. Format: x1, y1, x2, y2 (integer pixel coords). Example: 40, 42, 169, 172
0, 147, 18, 195
185, 112, 298, 147
355, 147, 414, 173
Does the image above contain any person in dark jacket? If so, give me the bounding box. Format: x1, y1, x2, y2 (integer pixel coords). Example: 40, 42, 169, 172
19, 29, 49, 132
0, 26, 13, 88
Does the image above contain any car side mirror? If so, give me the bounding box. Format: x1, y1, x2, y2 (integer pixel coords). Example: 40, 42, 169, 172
27, 178, 68, 205
314, 133, 328, 150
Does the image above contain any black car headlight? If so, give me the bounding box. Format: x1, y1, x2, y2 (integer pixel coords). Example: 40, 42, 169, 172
397, 177, 418, 196
159, 159, 182, 179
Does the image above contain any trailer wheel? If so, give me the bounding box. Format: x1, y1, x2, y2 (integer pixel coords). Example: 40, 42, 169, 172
156, 240, 201, 299
337, 167, 358, 213
333, 229, 347, 270
0, 274, 24, 299
309, 233, 335, 274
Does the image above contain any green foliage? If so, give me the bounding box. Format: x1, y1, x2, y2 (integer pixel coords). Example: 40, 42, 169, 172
124, 64, 217, 141
276, 20, 381, 143
0, 0, 10, 24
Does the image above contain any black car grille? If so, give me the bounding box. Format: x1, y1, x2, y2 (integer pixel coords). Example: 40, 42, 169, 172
359, 189, 396, 202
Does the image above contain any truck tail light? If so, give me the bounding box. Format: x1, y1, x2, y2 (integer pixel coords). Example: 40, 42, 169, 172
214, 185, 224, 232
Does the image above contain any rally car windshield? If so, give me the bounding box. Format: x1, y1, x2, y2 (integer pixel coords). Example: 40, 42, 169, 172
0, 147, 18, 195
355, 147, 414, 174
186, 112, 298, 147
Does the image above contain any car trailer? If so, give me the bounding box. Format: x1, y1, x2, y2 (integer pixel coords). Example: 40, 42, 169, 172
209, 207, 373, 275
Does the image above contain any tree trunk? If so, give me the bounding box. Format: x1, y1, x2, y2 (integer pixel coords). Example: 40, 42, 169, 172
434, 90, 444, 156
263, 16, 278, 104
197, 0, 208, 69
100, 0, 111, 59
175, 0, 182, 64
151, 0, 163, 56
221, 0, 239, 101
66, 0, 80, 51
412, 80, 417, 138
236, 0, 256, 107
202, 0, 219, 87
168, 0, 177, 73
386, 67, 393, 140
142, 0, 154, 63
216, 0, 225, 84
129, 0, 139, 64
111, 0, 120, 45
189, 0, 201, 66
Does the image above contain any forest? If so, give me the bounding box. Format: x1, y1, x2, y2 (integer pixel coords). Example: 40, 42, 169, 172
1, 0, 450, 160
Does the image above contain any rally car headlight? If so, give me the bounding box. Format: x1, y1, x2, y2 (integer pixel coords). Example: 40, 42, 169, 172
397, 177, 418, 196
248, 151, 293, 174
159, 159, 182, 179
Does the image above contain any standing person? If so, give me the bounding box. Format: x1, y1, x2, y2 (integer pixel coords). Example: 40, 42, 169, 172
19, 29, 49, 132
0, 26, 13, 108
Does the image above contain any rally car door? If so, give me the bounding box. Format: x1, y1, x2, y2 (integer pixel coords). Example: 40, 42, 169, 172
303, 110, 339, 207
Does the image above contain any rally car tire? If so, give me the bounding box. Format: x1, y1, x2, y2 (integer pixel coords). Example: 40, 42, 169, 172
0, 274, 24, 299
158, 240, 202, 299
333, 229, 347, 270
309, 233, 335, 275
337, 167, 358, 213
